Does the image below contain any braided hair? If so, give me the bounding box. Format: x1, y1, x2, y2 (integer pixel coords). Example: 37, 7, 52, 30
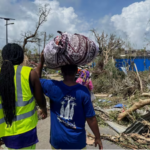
0, 43, 24, 126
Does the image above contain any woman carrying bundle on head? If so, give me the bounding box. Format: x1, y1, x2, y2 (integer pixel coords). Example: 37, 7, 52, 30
35, 31, 103, 149
76, 69, 95, 102
0, 43, 47, 149
76, 69, 93, 91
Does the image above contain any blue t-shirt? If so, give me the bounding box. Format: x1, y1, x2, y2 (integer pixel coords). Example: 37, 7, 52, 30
40, 79, 95, 149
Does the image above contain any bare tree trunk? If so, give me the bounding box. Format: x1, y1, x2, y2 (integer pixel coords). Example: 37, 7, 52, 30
134, 64, 143, 93
44, 32, 46, 49
91, 29, 124, 67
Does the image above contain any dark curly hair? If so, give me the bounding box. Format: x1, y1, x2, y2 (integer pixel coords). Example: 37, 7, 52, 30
61, 65, 77, 76
0, 43, 24, 126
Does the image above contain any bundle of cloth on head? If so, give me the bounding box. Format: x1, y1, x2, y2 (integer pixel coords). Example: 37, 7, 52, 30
44, 31, 99, 69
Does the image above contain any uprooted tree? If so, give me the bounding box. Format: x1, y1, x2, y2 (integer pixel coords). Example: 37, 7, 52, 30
21, 4, 51, 51
91, 29, 124, 66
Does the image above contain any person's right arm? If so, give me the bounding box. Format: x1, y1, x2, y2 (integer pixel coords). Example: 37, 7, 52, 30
30, 69, 47, 119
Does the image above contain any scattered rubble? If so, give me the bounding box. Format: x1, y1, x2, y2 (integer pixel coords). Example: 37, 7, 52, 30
93, 92, 150, 149
90, 56, 150, 148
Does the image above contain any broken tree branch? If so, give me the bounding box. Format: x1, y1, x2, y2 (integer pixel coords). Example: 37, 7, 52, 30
118, 99, 150, 121
87, 132, 138, 149
130, 133, 150, 143
134, 63, 143, 93
22, 4, 50, 51
91, 29, 124, 66
142, 93, 150, 97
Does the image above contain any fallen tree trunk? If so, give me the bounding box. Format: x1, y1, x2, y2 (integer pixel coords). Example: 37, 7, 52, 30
137, 139, 148, 144
142, 93, 150, 97
118, 99, 150, 121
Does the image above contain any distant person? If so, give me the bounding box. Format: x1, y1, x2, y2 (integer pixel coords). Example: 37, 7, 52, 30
35, 53, 103, 150
75, 67, 82, 81
76, 70, 93, 91
0, 43, 47, 149
76, 70, 95, 102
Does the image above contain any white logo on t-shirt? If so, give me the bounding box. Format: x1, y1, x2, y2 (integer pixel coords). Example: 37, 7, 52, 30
58, 95, 77, 129
60, 95, 76, 120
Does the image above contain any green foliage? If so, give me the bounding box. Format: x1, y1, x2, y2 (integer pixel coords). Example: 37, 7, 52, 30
92, 55, 150, 98
92, 58, 125, 94
95, 114, 107, 126
109, 111, 130, 126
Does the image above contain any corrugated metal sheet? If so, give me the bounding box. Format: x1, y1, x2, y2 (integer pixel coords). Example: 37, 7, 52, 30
116, 58, 150, 71
124, 112, 150, 134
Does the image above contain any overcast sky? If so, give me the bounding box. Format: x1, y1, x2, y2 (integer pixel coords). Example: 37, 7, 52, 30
0, 0, 150, 50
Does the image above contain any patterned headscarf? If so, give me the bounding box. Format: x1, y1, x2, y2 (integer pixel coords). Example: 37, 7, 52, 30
80, 70, 90, 85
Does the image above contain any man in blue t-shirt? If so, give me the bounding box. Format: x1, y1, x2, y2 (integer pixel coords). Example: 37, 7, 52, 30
36, 54, 103, 149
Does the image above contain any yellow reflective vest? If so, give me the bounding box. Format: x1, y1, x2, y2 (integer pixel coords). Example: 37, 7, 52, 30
0, 65, 38, 137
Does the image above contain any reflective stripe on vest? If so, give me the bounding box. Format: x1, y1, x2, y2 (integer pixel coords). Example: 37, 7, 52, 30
0, 117, 4, 124
16, 66, 34, 106
14, 107, 36, 121
0, 66, 35, 124
0, 107, 36, 124
0, 97, 34, 108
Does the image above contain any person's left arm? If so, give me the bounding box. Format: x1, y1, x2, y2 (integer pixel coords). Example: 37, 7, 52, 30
83, 89, 103, 150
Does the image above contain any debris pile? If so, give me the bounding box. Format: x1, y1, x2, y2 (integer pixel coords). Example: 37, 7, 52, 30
92, 92, 150, 149
87, 111, 150, 149
87, 131, 150, 149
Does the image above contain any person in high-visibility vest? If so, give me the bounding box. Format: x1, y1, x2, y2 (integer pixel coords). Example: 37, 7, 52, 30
0, 43, 47, 149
